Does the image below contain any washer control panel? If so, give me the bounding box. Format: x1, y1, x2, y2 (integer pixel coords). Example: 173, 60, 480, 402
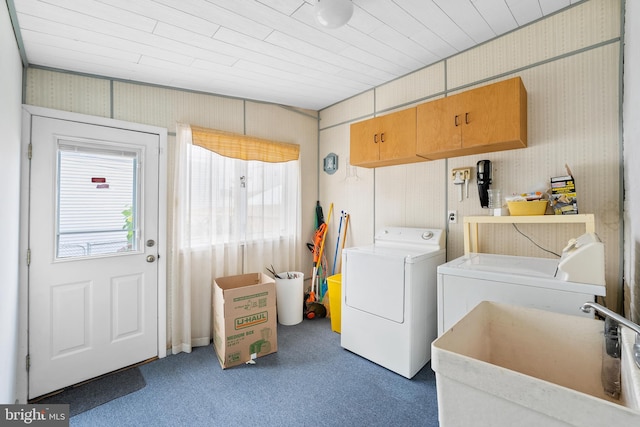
375, 227, 444, 249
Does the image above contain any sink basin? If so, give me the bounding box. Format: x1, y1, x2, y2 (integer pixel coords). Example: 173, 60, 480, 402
621, 326, 640, 409
431, 301, 640, 426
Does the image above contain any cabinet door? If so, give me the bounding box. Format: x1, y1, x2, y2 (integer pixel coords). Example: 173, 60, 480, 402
461, 77, 527, 151
350, 117, 379, 166
378, 108, 417, 163
416, 96, 462, 160
416, 77, 527, 159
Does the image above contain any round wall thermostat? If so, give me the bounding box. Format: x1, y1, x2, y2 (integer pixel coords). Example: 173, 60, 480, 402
323, 152, 338, 174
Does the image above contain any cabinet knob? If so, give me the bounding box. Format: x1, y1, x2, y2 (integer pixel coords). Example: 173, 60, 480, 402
454, 115, 459, 127
380, 133, 385, 143
374, 134, 378, 143
465, 112, 470, 124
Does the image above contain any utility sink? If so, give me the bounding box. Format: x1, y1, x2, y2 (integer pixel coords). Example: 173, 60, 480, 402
431, 301, 640, 426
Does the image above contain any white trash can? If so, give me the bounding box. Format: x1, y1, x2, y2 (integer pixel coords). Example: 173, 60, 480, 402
274, 272, 304, 325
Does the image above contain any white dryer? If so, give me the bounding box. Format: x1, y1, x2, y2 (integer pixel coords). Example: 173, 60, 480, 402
341, 227, 446, 378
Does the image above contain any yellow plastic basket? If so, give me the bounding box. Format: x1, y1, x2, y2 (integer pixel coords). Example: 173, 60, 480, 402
507, 200, 548, 216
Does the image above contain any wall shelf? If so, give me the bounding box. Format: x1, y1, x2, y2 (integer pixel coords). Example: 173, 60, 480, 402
463, 214, 595, 254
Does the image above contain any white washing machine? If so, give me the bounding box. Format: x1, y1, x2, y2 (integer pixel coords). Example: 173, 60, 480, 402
437, 248, 607, 336
341, 227, 446, 379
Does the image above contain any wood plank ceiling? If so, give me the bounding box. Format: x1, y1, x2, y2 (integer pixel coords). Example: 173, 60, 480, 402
10, 0, 583, 110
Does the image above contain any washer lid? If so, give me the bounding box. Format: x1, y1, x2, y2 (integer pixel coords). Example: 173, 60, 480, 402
437, 253, 606, 295
442, 253, 558, 277
343, 243, 444, 263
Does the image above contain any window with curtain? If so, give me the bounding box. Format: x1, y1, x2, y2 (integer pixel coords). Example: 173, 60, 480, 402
170, 123, 301, 354
188, 144, 299, 248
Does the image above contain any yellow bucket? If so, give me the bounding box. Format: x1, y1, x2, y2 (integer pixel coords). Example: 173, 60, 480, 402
327, 274, 342, 333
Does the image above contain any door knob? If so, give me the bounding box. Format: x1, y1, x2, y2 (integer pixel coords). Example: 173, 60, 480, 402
146, 255, 156, 263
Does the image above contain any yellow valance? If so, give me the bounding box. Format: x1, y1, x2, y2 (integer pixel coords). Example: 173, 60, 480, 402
191, 125, 299, 163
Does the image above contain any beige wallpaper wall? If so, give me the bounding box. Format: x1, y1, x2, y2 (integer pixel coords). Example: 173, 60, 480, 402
319, 0, 623, 312
623, 0, 640, 323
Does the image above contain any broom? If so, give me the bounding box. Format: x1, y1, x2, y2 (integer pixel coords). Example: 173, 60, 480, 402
310, 203, 333, 302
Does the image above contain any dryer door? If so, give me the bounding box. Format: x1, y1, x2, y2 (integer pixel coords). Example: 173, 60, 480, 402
344, 250, 405, 323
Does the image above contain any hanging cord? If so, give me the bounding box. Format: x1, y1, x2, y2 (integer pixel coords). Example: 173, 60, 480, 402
511, 224, 562, 257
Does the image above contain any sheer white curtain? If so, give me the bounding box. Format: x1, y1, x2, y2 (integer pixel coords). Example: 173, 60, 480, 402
170, 123, 300, 354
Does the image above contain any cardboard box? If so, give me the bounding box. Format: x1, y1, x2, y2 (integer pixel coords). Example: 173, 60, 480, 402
212, 273, 277, 369
550, 175, 578, 215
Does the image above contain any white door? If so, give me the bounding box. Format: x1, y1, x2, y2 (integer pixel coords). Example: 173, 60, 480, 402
28, 116, 159, 399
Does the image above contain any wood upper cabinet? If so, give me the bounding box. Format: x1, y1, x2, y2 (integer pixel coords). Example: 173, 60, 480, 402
417, 77, 528, 160
350, 108, 425, 168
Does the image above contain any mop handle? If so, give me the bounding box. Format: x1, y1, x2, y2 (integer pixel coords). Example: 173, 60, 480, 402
331, 211, 344, 275
338, 213, 349, 273
341, 213, 349, 251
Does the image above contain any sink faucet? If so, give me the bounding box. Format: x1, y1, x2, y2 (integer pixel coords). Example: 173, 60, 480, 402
581, 302, 640, 369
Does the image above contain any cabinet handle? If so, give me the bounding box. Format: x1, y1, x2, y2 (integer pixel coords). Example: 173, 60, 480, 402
374, 134, 378, 143
381, 133, 385, 143
465, 112, 470, 124
454, 115, 459, 127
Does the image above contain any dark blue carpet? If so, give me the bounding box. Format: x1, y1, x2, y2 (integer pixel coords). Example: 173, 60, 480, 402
70, 318, 439, 426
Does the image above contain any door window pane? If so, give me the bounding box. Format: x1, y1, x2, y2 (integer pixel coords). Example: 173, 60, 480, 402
56, 142, 140, 259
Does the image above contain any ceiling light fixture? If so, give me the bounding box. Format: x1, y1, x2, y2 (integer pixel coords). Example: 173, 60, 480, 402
314, 0, 354, 29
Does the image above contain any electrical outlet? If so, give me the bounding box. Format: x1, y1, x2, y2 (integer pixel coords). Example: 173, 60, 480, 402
448, 210, 457, 224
